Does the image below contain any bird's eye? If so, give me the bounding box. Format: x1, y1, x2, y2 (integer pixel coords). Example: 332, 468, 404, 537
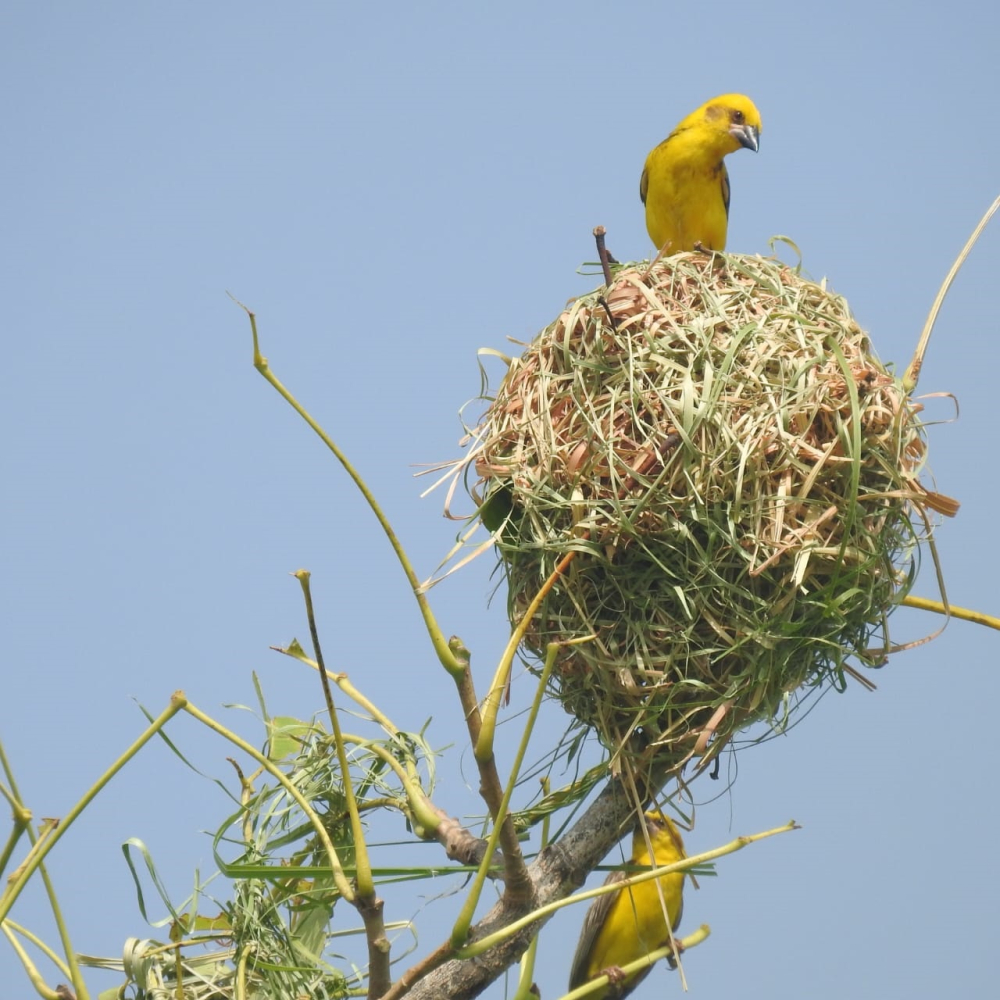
732, 109, 745, 123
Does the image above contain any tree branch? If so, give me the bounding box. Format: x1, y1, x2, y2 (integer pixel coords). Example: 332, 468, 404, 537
394, 778, 640, 999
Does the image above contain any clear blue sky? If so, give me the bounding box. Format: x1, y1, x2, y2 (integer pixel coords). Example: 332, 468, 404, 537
3, 2, 998, 997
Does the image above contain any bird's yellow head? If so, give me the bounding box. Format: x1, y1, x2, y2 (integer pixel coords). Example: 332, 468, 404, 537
682, 93, 762, 155
636, 810, 686, 860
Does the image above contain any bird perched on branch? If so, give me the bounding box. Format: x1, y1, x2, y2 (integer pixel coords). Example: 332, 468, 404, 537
568, 810, 687, 998
640, 93, 761, 254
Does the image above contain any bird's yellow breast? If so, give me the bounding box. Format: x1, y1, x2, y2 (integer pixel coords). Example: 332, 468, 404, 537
581, 853, 685, 984
642, 146, 730, 252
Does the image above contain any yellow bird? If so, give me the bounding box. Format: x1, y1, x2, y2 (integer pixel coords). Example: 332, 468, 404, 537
640, 93, 761, 254
568, 811, 687, 998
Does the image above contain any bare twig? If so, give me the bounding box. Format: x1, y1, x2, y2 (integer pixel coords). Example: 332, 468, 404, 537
592, 225, 617, 285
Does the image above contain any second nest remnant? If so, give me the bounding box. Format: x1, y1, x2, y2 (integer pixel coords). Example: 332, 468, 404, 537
473, 252, 940, 771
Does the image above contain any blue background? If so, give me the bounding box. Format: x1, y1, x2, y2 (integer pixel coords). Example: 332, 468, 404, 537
3, 3, 998, 997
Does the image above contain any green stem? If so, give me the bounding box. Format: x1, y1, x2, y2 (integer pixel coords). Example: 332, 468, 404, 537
452, 639, 561, 944
295, 571, 373, 898
274, 642, 423, 787
182, 698, 354, 902
477, 549, 577, 763
902, 594, 1000, 631
236, 299, 462, 677
563, 926, 712, 1000
512, 780, 553, 1000
0, 697, 184, 925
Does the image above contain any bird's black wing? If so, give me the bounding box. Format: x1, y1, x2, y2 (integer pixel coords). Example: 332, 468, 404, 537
568, 870, 625, 990
640, 126, 684, 207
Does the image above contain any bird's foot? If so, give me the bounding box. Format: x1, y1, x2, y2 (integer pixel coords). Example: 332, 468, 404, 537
666, 939, 687, 970
599, 965, 628, 993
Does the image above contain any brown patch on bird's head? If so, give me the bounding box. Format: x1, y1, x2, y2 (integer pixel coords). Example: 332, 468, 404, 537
702, 102, 731, 125
702, 93, 762, 132
643, 810, 686, 854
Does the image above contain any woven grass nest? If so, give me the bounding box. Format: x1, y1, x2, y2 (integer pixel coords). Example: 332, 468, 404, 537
471, 251, 941, 770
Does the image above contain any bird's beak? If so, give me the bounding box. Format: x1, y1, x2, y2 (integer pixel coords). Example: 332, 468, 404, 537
730, 123, 760, 152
